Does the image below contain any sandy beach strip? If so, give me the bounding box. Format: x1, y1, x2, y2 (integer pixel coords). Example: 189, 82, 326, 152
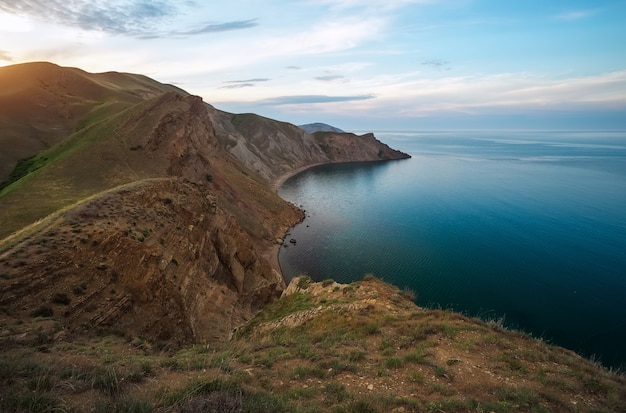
270, 163, 325, 193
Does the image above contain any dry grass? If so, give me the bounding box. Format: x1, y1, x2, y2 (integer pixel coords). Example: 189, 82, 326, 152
1, 277, 625, 412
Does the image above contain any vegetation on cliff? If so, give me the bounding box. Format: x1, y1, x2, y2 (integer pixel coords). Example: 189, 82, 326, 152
1, 276, 624, 412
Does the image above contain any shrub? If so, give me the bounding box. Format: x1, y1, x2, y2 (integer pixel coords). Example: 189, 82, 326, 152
385, 357, 404, 368
347, 350, 366, 362
51, 292, 71, 305
72, 284, 86, 296
401, 287, 416, 301
297, 275, 312, 290
362, 273, 377, 281
31, 305, 54, 318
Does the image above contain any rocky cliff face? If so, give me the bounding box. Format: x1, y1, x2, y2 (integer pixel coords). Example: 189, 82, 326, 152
0, 62, 409, 345
0, 179, 296, 344
313, 131, 410, 163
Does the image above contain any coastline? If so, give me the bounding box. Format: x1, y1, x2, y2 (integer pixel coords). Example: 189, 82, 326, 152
270, 162, 326, 192
268, 158, 411, 283
268, 163, 325, 283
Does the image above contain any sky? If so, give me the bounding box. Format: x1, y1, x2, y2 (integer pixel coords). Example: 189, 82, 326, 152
1, 0, 625, 131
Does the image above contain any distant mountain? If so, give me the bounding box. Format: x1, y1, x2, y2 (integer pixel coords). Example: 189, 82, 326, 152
299, 122, 345, 133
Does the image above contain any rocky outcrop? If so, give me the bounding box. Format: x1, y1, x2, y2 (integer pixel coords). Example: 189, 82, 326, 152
0, 179, 288, 344
313, 131, 410, 162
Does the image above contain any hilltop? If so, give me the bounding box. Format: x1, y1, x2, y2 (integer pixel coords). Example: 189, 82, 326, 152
0, 276, 624, 412
299, 122, 345, 133
0, 62, 624, 412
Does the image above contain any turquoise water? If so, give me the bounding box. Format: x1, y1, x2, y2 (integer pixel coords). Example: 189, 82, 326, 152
278, 131, 626, 369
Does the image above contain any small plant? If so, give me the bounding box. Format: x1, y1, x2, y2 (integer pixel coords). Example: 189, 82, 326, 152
31, 305, 54, 318
362, 273, 377, 281
347, 350, 366, 362
51, 292, 71, 305
401, 287, 416, 301
433, 365, 448, 378
322, 278, 335, 287
363, 323, 380, 335
297, 275, 312, 290
92, 366, 123, 396
72, 284, 87, 295
385, 357, 404, 368
407, 372, 424, 384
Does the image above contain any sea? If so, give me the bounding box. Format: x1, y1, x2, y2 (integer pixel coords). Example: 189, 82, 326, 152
278, 131, 626, 369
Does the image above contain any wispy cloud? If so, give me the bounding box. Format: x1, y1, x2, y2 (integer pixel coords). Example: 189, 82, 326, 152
0, 50, 12, 62
422, 58, 450, 71
555, 9, 597, 21
314, 0, 435, 12
260, 17, 385, 55
225, 78, 271, 84
259, 94, 375, 106
220, 83, 256, 89
219, 78, 270, 89
174, 19, 258, 36
0, 0, 257, 38
315, 75, 345, 81
354, 70, 626, 118
286, 66, 302, 70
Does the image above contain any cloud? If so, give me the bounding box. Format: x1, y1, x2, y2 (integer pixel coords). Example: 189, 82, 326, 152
286, 66, 302, 70
219, 78, 270, 89
260, 17, 385, 56
313, 0, 436, 11
356, 70, 626, 119
315, 75, 345, 81
225, 78, 271, 83
259, 94, 375, 106
220, 83, 256, 89
422, 58, 450, 71
175, 19, 258, 36
0, 0, 256, 38
555, 9, 597, 21
0, 50, 13, 62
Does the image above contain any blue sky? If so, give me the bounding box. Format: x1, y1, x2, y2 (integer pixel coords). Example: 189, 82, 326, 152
1, 0, 625, 131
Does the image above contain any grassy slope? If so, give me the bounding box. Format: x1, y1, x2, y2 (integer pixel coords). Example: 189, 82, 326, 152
0, 103, 144, 238
1, 276, 624, 412
0, 62, 183, 182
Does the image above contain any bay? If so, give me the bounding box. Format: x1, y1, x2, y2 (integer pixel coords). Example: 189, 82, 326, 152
278, 131, 626, 369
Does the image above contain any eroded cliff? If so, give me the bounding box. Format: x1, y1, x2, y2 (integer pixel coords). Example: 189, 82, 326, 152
0, 63, 407, 345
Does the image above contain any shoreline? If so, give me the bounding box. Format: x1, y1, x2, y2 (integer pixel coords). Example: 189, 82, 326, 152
268, 158, 411, 283
270, 162, 326, 192
268, 163, 325, 283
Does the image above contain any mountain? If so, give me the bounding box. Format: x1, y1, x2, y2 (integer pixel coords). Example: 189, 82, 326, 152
0, 62, 409, 344
299, 122, 345, 133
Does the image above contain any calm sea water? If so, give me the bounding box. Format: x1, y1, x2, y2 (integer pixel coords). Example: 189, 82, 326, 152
278, 131, 626, 369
